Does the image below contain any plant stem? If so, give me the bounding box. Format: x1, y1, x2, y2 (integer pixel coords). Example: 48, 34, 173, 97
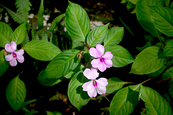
156, 29, 164, 50
140, 77, 155, 85
156, 77, 172, 83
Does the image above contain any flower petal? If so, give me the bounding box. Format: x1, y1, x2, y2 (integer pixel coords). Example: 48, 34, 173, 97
10, 58, 17, 67
102, 51, 113, 60
96, 44, 104, 56
17, 55, 24, 63
98, 63, 107, 72
96, 86, 106, 95
89, 47, 101, 58
5, 54, 13, 61
104, 59, 113, 68
82, 81, 93, 91
96, 78, 108, 87
83, 68, 99, 80
87, 86, 97, 98
10, 41, 17, 51
5, 44, 14, 52
91, 59, 101, 68
15, 49, 24, 56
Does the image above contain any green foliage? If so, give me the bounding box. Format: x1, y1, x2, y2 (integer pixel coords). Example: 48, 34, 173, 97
87, 23, 109, 47
0, 21, 13, 47
38, 0, 44, 29
161, 39, 173, 57
23, 40, 61, 61
0, 49, 9, 77
6, 76, 26, 112
109, 85, 140, 115
140, 85, 173, 115
130, 46, 166, 74
67, 71, 90, 110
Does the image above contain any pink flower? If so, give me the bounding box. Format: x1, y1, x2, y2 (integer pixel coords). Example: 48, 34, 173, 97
89, 44, 113, 72
82, 68, 108, 98
5, 41, 24, 67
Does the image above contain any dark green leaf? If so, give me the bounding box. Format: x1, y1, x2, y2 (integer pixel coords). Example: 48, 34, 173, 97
0, 49, 9, 77
38, 0, 44, 29
161, 39, 173, 57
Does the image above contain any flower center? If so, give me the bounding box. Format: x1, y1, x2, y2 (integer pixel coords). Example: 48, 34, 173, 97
100, 57, 105, 62
93, 80, 97, 87
12, 52, 17, 58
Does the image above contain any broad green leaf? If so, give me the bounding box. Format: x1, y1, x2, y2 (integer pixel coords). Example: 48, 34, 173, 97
49, 13, 65, 32
38, 0, 44, 29
161, 39, 173, 57
6, 76, 26, 112
46, 111, 62, 115
130, 46, 166, 75
65, 1, 90, 42
136, 0, 162, 37
37, 70, 62, 86
87, 23, 109, 47
23, 40, 61, 61
12, 23, 26, 44
104, 27, 124, 47
43, 49, 80, 79
0, 21, 13, 47
109, 85, 140, 115
105, 45, 134, 67
106, 77, 127, 94
129, 0, 138, 4
140, 85, 172, 115
0, 49, 9, 77
149, 6, 173, 36
15, 0, 31, 22
67, 71, 90, 110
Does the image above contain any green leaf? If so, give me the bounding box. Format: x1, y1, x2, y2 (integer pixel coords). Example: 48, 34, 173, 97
105, 45, 134, 67
31, 29, 39, 40
109, 85, 140, 115
130, 46, 166, 75
87, 23, 109, 47
22, 99, 36, 108
104, 26, 124, 47
136, 0, 162, 37
37, 70, 62, 86
140, 85, 173, 115
42, 31, 48, 41
0, 21, 13, 47
49, 13, 65, 32
43, 49, 80, 79
46, 111, 62, 115
67, 71, 90, 111
12, 23, 26, 44
6, 76, 26, 112
38, 0, 44, 29
0, 49, 9, 77
65, 1, 90, 42
23, 40, 61, 61
161, 39, 173, 57
106, 77, 127, 94
15, 0, 31, 22
149, 6, 173, 36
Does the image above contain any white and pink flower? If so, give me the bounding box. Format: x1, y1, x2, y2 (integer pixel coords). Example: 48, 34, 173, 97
82, 68, 108, 98
5, 41, 24, 67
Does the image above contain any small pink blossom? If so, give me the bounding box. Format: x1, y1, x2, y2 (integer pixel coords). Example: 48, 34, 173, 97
89, 44, 113, 72
82, 68, 108, 98
5, 41, 24, 67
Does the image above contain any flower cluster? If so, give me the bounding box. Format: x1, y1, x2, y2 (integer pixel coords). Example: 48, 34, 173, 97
82, 44, 113, 98
5, 41, 24, 67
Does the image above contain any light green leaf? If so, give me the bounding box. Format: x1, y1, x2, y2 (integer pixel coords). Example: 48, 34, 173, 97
109, 85, 140, 115
161, 39, 173, 57
0, 49, 9, 77
140, 85, 172, 115
130, 46, 166, 75
67, 71, 90, 111
65, 1, 90, 42
49, 13, 65, 32
87, 23, 109, 47
6, 76, 26, 112
105, 45, 134, 67
38, 0, 44, 29
37, 70, 62, 86
42, 31, 48, 41
136, 0, 162, 37
104, 26, 124, 47
46, 111, 62, 115
106, 77, 127, 94
12, 23, 26, 44
23, 40, 61, 61
149, 6, 173, 36
0, 21, 13, 47
31, 29, 39, 40
43, 49, 80, 79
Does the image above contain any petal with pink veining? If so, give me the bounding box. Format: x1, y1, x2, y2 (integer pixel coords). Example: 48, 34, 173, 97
10, 41, 17, 51
17, 55, 24, 63
89, 47, 101, 58
5, 44, 14, 52
104, 59, 113, 68
15, 49, 24, 56
102, 51, 113, 60
5, 54, 13, 61
10, 58, 17, 67
96, 44, 104, 56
